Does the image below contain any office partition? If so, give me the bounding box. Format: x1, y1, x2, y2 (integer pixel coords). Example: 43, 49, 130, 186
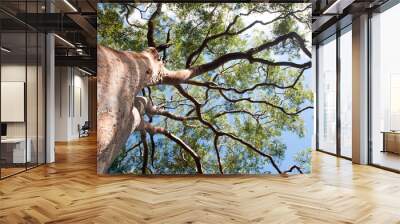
0, 0, 47, 179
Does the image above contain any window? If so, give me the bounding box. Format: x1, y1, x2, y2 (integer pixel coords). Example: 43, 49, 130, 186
370, 3, 400, 171
316, 24, 353, 159
339, 27, 352, 158
317, 36, 337, 154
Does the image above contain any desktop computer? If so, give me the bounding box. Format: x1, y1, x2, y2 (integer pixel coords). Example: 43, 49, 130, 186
1, 123, 7, 140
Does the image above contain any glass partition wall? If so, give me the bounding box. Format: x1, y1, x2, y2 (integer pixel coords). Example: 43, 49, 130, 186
339, 27, 352, 159
0, 1, 46, 179
316, 26, 352, 159
317, 35, 337, 155
370, 3, 400, 171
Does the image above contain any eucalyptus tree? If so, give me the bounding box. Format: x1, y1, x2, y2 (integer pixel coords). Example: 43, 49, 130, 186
97, 3, 312, 174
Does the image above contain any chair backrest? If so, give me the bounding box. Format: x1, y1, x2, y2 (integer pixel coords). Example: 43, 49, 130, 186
82, 121, 90, 129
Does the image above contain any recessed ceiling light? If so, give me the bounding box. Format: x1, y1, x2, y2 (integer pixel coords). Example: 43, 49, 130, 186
1, 47, 11, 53
54, 34, 75, 48
78, 67, 93, 76
63, 0, 78, 12
323, 0, 355, 15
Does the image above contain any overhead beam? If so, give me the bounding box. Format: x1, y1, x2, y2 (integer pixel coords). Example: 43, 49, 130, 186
55, 55, 96, 68
323, 0, 356, 15
312, 14, 352, 44
67, 13, 97, 46
14, 13, 82, 32
312, 15, 335, 33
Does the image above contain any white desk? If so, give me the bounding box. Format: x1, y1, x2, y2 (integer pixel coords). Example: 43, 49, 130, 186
1, 138, 31, 163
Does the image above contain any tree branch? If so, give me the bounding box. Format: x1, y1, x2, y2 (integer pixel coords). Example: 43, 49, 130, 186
174, 85, 283, 174
148, 107, 198, 121
214, 135, 224, 174
150, 133, 156, 168
126, 141, 142, 157
185, 6, 311, 68
147, 3, 162, 48
249, 60, 311, 69
156, 32, 311, 85
139, 86, 290, 174
185, 67, 309, 94
218, 90, 313, 116
142, 122, 203, 174
137, 96, 198, 121
213, 109, 269, 124
284, 165, 303, 174
116, 141, 142, 165
162, 28, 171, 61
123, 3, 153, 29
140, 131, 149, 174
144, 3, 171, 52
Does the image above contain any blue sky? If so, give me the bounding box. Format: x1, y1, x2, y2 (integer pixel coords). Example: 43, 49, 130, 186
279, 69, 313, 171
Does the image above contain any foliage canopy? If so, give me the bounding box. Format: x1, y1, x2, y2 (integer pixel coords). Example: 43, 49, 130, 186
98, 3, 313, 174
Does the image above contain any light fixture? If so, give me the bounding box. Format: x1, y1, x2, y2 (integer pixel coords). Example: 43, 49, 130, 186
78, 67, 93, 76
1, 47, 11, 53
322, 0, 355, 15
54, 34, 75, 48
63, 0, 78, 12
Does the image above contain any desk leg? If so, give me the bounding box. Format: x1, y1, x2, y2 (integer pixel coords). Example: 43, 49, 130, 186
382, 133, 386, 153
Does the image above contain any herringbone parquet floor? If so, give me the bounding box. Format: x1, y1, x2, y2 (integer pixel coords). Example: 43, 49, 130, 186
1, 135, 400, 224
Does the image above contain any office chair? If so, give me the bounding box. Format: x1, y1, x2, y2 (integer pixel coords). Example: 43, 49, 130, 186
79, 121, 90, 138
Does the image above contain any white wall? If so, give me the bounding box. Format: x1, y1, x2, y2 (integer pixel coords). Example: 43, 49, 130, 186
72, 72, 89, 138
1, 65, 37, 137
55, 67, 89, 141
55, 66, 69, 141
1, 65, 26, 140
1, 63, 46, 164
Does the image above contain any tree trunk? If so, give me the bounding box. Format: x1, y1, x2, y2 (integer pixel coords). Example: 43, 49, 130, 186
97, 45, 162, 174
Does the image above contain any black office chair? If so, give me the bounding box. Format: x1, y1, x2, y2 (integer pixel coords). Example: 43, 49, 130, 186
79, 121, 90, 138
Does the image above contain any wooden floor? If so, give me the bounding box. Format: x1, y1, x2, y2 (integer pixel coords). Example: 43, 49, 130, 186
373, 150, 400, 171
0, 167, 26, 178
1, 135, 400, 223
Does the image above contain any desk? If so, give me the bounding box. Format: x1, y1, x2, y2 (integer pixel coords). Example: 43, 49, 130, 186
1, 138, 31, 163
382, 131, 400, 154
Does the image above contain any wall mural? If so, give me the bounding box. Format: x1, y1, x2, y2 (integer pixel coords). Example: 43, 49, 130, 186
97, 3, 313, 175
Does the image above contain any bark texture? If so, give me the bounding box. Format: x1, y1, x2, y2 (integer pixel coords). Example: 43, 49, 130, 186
97, 45, 164, 173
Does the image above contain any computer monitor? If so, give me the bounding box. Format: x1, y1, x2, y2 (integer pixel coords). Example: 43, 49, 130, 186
1, 123, 7, 137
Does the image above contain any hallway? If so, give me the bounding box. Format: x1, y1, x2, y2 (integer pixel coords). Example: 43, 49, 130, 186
0, 135, 400, 223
